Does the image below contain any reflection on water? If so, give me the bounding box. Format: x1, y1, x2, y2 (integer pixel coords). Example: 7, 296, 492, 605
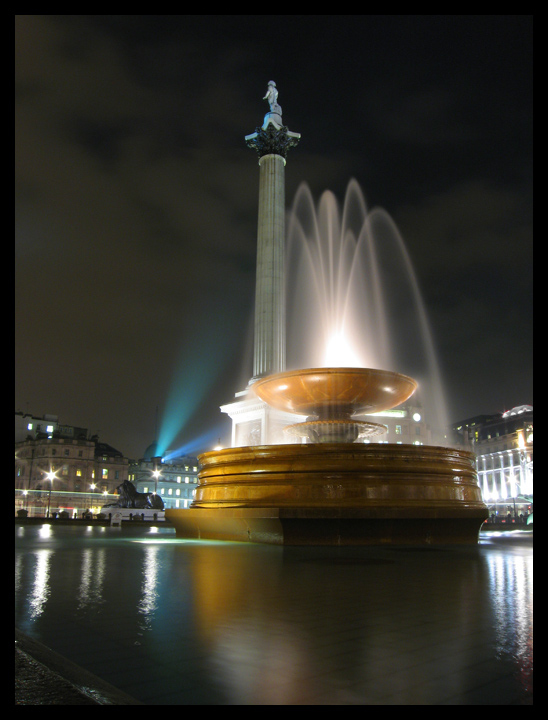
24, 550, 53, 620
137, 545, 161, 632
78, 548, 107, 610
483, 535, 534, 696
15, 525, 533, 705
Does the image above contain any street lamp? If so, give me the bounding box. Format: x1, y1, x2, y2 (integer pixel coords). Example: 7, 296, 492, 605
152, 456, 162, 496
45, 469, 58, 519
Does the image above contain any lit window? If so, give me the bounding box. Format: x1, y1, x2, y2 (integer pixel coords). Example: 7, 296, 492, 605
47, 425, 54, 433
27, 423, 33, 431
185, 477, 189, 483
102, 468, 108, 478
176, 488, 180, 496
168, 488, 173, 495
395, 425, 402, 435
76, 469, 82, 477
177, 476, 181, 483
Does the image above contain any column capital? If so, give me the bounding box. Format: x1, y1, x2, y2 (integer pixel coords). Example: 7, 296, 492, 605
245, 123, 301, 162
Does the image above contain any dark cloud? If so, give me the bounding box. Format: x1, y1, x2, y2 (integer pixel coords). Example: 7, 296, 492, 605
15, 15, 533, 457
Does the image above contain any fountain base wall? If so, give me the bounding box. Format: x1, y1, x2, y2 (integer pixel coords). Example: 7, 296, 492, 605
166, 506, 487, 545
166, 443, 488, 545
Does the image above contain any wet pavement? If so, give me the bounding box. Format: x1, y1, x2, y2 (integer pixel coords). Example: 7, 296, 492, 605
15, 523, 533, 705
15, 628, 142, 705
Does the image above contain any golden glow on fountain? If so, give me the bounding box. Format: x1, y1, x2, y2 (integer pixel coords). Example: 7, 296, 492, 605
253, 367, 417, 417
253, 367, 417, 443
168, 364, 488, 544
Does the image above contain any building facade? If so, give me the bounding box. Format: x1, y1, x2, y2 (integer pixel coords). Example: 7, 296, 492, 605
130, 450, 199, 510
15, 413, 128, 517
450, 405, 533, 521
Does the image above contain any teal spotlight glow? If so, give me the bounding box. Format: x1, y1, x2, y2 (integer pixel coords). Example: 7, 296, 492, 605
156, 306, 237, 457
163, 424, 225, 461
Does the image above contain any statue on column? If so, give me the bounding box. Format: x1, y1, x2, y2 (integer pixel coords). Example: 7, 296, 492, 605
263, 81, 282, 116
245, 81, 300, 160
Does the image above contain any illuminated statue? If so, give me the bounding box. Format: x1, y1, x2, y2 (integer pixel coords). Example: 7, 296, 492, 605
263, 81, 282, 115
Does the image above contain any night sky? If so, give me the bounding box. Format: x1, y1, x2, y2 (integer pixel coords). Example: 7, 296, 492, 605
15, 15, 533, 459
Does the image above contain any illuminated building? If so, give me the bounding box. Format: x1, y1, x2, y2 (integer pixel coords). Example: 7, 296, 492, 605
450, 405, 533, 520
129, 442, 199, 509
15, 412, 128, 517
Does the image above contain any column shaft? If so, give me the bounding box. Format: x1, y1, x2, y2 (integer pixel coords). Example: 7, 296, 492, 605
253, 153, 286, 379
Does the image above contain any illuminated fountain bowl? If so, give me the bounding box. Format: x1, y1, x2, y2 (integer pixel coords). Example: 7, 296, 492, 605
253, 367, 418, 417
253, 367, 417, 443
166, 367, 488, 546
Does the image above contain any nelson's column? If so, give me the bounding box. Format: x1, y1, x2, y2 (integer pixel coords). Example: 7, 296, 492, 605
221, 82, 301, 446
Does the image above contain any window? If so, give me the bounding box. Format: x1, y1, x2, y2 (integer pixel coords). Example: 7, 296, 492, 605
76, 469, 82, 477
395, 425, 402, 435
102, 468, 108, 478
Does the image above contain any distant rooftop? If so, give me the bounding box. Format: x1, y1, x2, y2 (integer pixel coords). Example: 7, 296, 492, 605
502, 405, 533, 418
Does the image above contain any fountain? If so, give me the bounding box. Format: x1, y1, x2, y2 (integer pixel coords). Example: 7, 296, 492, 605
285, 178, 450, 438
166, 84, 488, 545
254, 367, 417, 443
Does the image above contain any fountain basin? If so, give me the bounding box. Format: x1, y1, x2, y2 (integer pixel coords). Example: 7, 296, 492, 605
253, 367, 417, 418
166, 443, 488, 545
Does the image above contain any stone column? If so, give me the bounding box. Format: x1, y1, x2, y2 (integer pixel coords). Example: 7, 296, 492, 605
219, 84, 302, 447
253, 152, 286, 378
245, 86, 300, 381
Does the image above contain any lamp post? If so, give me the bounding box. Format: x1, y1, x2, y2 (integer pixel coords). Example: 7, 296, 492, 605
45, 470, 57, 519
152, 455, 162, 498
